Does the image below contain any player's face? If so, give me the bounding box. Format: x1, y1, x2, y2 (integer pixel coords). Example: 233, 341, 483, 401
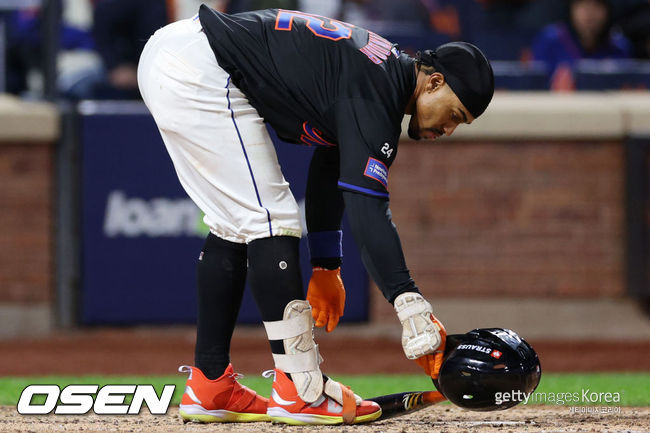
408, 73, 474, 141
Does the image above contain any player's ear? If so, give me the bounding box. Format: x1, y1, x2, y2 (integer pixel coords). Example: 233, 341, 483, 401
426, 72, 445, 92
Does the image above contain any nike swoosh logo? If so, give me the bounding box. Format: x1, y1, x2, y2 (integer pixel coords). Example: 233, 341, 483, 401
271, 389, 296, 406
327, 398, 342, 413
184, 385, 202, 405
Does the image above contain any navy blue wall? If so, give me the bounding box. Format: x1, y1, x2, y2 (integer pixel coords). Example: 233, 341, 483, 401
79, 103, 368, 324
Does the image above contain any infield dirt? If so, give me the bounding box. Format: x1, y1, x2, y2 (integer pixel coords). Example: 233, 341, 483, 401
2, 327, 648, 432
2, 405, 649, 433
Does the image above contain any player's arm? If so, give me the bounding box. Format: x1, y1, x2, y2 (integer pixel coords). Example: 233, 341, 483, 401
341, 191, 415, 302
333, 98, 446, 378
333, 98, 413, 302
306, 146, 345, 269
304, 146, 346, 332
342, 190, 446, 378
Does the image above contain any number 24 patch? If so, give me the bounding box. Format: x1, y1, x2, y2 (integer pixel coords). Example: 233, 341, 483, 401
381, 142, 393, 158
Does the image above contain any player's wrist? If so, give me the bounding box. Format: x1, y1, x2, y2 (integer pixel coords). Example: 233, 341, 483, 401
312, 266, 339, 272
388, 287, 421, 305
308, 230, 342, 270
310, 258, 342, 270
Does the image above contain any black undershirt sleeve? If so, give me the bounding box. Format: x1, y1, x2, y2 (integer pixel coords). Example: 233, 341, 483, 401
326, 97, 417, 302
305, 146, 345, 269
342, 190, 419, 304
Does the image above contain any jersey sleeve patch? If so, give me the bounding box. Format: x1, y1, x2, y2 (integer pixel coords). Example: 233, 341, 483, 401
363, 157, 388, 188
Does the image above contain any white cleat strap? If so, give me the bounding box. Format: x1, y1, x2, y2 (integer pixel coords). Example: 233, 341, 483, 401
264, 300, 326, 404
323, 378, 362, 406
271, 345, 321, 373
263, 314, 312, 340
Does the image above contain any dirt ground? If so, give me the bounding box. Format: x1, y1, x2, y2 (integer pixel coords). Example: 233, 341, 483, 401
2, 327, 649, 433
1, 405, 648, 433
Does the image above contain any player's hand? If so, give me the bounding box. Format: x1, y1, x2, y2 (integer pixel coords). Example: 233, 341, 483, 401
394, 292, 447, 378
306, 267, 345, 332
414, 333, 446, 379
415, 311, 446, 379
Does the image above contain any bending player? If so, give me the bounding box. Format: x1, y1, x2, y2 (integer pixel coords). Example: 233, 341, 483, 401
137, 7, 493, 425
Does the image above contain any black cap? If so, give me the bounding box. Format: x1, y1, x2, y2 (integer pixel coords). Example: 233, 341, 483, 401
416, 42, 494, 118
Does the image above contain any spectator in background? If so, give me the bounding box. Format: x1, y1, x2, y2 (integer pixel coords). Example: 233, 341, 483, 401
473, 0, 565, 61
227, 0, 449, 55
341, 0, 431, 35
532, 0, 631, 90
91, 0, 167, 99
339, 0, 451, 56
4, 7, 95, 96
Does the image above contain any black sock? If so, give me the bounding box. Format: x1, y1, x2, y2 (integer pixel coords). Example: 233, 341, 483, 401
247, 236, 305, 321
194, 233, 247, 380
248, 236, 305, 360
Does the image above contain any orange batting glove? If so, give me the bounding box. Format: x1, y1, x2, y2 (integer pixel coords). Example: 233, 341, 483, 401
415, 316, 447, 379
306, 267, 345, 333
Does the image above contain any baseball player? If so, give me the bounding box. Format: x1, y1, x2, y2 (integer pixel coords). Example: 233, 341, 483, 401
137, 6, 493, 425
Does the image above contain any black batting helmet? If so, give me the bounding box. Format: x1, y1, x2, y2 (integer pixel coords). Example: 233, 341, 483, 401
433, 328, 541, 411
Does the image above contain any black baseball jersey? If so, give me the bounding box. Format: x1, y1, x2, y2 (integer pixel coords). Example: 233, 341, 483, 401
199, 6, 416, 198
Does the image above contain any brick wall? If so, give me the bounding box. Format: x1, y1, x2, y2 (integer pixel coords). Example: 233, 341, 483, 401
0, 134, 628, 322
370, 139, 625, 319
0, 143, 53, 303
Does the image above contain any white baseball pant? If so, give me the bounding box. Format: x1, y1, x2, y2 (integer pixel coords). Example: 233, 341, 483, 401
137, 16, 302, 243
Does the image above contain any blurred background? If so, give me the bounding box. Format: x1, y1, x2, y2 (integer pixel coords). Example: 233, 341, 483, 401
0, 0, 649, 376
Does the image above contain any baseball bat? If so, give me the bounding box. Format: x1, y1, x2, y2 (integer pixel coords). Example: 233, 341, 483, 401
368, 390, 446, 420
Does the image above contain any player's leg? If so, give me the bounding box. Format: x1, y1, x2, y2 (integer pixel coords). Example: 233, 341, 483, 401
177, 234, 263, 423
194, 233, 246, 379
240, 209, 381, 424
138, 16, 379, 425
256, 297, 382, 425
138, 17, 269, 423
247, 236, 304, 324
177, 233, 270, 423
246, 236, 381, 424
221, 65, 381, 425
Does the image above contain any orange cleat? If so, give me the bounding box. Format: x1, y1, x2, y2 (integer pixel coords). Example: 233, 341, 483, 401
178, 364, 270, 423
265, 369, 382, 425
